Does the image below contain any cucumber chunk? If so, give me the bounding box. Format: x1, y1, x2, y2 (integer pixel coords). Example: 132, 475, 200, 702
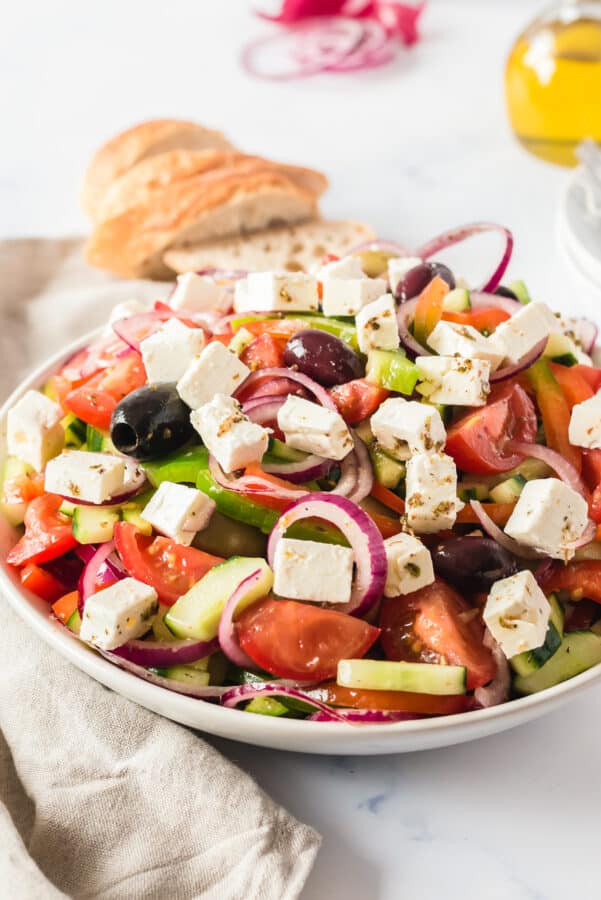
369, 445, 405, 488
245, 697, 288, 717
1, 456, 34, 526
263, 437, 306, 464
152, 665, 210, 686
59, 500, 77, 517
62, 414, 87, 448
513, 630, 601, 694
365, 349, 419, 395
458, 482, 489, 502
489, 474, 526, 504
66, 609, 82, 635
509, 280, 532, 305
165, 556, 274, 641
442, 288, 471, 312
544, 333, 578, 367
121, 506, 152, 535
337, 658, 466, 695
72, 506, 119, 544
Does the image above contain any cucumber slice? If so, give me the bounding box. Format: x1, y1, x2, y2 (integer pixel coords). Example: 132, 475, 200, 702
442, 288, 471, 312
353, 420, 374, 445
369, 445, 405, 488
513, 630, 601, 694
1, 456, 33, 526
544, 333, 578, 367
489, 474, 526, 504
509, 280, 532, 305
245, 697, 288, 717
152, 666, 211, 686
264, 437, 306, 464
62, 414, 87, 448
59, 500, 77, 517
72, 506, 119, 544
337, 658, 466, 695
458, 482, 489, 502
86, 425, 105, 452
121, 506, 153, 535
152, 606, 178, 642
365, 349, 419, 395
66, 609, 81, 635
165, 556, 274, 641
228, 327, 254, 356
510, 622, 562, 677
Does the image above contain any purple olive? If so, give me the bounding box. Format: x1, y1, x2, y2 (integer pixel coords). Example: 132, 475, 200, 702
431, 536, 518, 591
283, 329, 364, 387
394, 261, 455, 304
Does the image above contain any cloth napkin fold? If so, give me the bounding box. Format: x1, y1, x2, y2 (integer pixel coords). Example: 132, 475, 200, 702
0, 239, 320, 900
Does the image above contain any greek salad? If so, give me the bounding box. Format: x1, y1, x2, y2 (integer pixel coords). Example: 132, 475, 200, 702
5, 222, 601, 725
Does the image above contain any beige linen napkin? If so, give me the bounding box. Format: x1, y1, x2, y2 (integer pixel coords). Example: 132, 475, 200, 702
0, 239, 320, 900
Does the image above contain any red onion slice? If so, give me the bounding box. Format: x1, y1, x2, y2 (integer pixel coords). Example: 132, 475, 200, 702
267, 492, 387, 616
469, 501, 544, 560
490, 338, 547, 383
309, 708, 421, 723
509, 441, 586, 496
112, 637, 219, 668
236, 366, 337, 410
327, 19, 394, 71
347, 432, 374, 503
474, 630, 510, 709
78, 540, 118, 614
468, 291, 522, 316
416, 223, 514, 294
100, 651, 227, 699
218, 570, 267, 668
262, 453, 333, 483
208, 454, 307, 501
396, 297, 430, 357
242, 395, 287, 428
221, 682, 349, 721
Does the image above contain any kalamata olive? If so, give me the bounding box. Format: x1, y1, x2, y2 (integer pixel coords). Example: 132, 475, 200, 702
430, 536, 518, 591
283, 329, 364, 387
495, 285, 519, 301
111, 383, 194, 460
394, 261, 455, 303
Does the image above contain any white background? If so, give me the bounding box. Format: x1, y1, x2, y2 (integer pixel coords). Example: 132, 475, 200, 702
3, 2, 601, 898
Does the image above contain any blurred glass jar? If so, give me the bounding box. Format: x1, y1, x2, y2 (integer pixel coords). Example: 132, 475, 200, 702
505, 1, 601, 165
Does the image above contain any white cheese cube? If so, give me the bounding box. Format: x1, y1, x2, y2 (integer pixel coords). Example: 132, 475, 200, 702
141, 481, 215, 546
504, 478, 589, 560
493, 301, 558, 364
483, 570, 551, 659
426, 320, 504, 370
416, 356, 491, 407
322, 276, 388, 317
233, 271, 319, 314
355, 293, 400, 353
370, 398, 446, 461
140, 318, 206, 384
44, 451, 125, 504
383, 533, 435, 597
191, 394, 269, 474
108, 299, 148, 326
317, 256, 366, 281
7, 390, 64, 472
569, 392, 601, 449
80, 577, 159, 651
554, 315, 594, 364
387, 256, 423, 295
177, 341, 250, 409
277, 395, 353, 461
405, 451, 463, 533
273, 537, 354, 605
169, 272, 230, 313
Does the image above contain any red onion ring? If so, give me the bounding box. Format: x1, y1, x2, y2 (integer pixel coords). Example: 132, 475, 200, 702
308, 708, 421, 723
262, 453, 333, 483
327, 19, 394, 71
221, 683, 349, 722
490, 338, 547, 383
468, 291, 522, 316
396, 297, 430, 357
416, 223, 514, 294
469, 501, 544, 560
509, 441, 586, 496
78, 540, 118, 614
111, 637, 219, 668
346, 432, 374, 503
474, 630, 510, 709
99, 651, 227, 699
208, 454, 307, 501
218, 570, 267, 669
236, 366, 337, 409
242, 394, 286, 427
267, 492, 387, 616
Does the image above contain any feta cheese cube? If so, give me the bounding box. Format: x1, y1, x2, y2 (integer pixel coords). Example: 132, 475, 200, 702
483, 570, 551, 659
322, 276, 388, 317
383, 533, 435, 597
405, 451, 463, 533
416, 356, 491, 406
234, 271, 319, 314
80, 577, 159, 650
142, 481, 215, 546
387, 256, 423, 295
140, 318, 206, 384
44, 451, 125, 504
426, 320, 504, 370
277, 395, 353, 461
493, 301, 558, 364
177, 341, 250, 409
569, 391, 601, 449
108, 299, 148, 326
370, 398, 446, 461
317, 256, 366, 281
273, 537, 354, 605
7, 390, 64, 472
504, 478, 589, 560
355, 293, 400, 353
169, 272, 230, 313
191, 394, 269, 473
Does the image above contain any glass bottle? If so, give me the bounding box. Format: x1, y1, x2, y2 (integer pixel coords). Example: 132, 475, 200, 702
505, 1, 601, 165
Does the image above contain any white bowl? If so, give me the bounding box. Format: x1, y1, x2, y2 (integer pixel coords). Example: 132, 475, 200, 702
3, 332, 601, 755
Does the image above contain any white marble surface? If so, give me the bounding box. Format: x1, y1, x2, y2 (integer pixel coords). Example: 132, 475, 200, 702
3, 1, 601, 897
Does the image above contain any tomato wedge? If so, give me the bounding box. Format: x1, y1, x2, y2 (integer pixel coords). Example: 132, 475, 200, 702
20, 563, 67, 603
64, 353, 147, 430
236, 597, 380, 681
330, 379, 390, 425
309, 682, 472, 716
6, 495, 78, 567
528, 359, 581, 474
445, 381, 537, 474
538, 560, 601, 604
241, 334, 286, 370
113, 522, 223, 605
380, 579, 496, 690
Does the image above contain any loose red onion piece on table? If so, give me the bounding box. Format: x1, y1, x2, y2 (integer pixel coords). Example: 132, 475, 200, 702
469, 501, 544, 560
221, 682, 349, 722
489, 338, 547, 384
474, 630, 510, 709
509, 441, 586, 496
267, 492, 387, 616
309, 708, 422, 723
235, 366, 337, 410
112, 637, 219, 668
416, 223, 514, 294
208, 454, 308, 501
99, 651, 228, 699
218, 570, 267, 668
327, 19, 394, 71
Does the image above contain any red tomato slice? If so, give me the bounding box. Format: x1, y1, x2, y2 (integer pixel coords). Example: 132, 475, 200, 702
442, 307, 510, 332
20, 563, 67, 602
241, 334, 286, 370
64, 353, 147, 430
309, 682, 472, 716
538, 560, 601, 604
7, 495, 78, 567
330, 379, 390, 425
113, 522, 223, 605
572, 364, 601, 393
2, 471, 45, 506
445, 381, 537, 474
380, 579, 496, 690
237, 597, 380, 681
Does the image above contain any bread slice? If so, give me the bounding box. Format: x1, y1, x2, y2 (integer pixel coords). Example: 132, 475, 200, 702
85, 167, 319, 279
96, 149, 328, 222
163, 219, 377, 274
81, 119, 235, 222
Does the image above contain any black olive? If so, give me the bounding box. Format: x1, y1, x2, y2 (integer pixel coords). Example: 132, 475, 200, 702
110, 383, 194, 460
495, 285, 519, 301
431, 536, 518, 591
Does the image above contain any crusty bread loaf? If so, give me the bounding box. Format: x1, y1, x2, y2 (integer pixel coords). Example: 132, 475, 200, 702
82, 119, 235, 222
163, 219, 376, 274
85, 167, 319, 279
97, 149, 328, 222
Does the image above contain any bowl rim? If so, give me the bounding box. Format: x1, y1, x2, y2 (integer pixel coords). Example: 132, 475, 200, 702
2, 328, 601, 746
